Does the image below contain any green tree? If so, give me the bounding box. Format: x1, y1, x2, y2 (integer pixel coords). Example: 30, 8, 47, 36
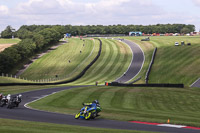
1, 26, 14, 38
180, 27, 191, 34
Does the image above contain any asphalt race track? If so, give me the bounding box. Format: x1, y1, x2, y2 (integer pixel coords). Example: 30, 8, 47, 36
115, 39, 144, 83
0, 39, 199, 133
191, 78, 200, 88
0, 86, 199, 133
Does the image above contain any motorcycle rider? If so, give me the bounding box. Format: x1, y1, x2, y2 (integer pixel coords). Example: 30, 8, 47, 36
6, 94, 11, 103
7, 94, 22, 108
0, 93, 3, 100
83, 100, 100, 107
82, 100, 101, 116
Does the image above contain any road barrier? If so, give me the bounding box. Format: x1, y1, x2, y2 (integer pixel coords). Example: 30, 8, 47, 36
108, 82, 184, 88
145, 47, 157, 84
0, 39, 102, 86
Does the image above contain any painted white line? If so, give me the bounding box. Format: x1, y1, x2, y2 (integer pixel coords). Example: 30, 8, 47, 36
190, 78, 200, 87
158, 124, 186, 128
24, 91, 59, 110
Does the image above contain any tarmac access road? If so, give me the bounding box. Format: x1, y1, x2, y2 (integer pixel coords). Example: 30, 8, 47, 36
0, 86, 199, 133
115, 39, 144, 83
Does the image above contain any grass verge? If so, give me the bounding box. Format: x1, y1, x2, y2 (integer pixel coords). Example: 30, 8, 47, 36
0, 118, 152, 133
29, 86, 200, 127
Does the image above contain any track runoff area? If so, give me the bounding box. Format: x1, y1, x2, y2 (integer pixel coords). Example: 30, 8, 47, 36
0, 39, 200, 133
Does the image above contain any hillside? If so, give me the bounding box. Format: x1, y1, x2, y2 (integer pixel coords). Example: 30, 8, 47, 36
126, 36, 200, 86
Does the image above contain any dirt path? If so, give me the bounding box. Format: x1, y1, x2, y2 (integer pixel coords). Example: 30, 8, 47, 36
0, 43, 17, 52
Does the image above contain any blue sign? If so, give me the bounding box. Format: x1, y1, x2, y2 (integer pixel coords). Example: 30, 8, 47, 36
66, 33, 71, 37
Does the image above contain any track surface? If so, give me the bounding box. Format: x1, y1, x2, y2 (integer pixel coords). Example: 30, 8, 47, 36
191, 78, 200, 88
115, 39, 144, 83
0, 86, 199, 133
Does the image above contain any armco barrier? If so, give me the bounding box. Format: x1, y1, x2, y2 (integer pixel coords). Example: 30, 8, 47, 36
145, 47, 157, 84
0, 39, 102, 86
108, 82, 184, 88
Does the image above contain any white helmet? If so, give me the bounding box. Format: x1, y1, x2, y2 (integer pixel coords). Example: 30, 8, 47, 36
18, 94, 22, 98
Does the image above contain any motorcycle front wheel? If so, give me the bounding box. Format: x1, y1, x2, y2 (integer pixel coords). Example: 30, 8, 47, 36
85, 112, 92, 120
75, 112, 80, 119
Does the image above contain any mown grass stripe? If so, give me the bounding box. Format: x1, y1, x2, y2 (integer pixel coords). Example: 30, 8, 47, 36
84, 39, 118, 83
99, 87, 122, 109
111, 88, 127, 108
100, 40, 127, 82
67, 88, 98, 108
75, 39, 113, 84
21, 39, 94, 80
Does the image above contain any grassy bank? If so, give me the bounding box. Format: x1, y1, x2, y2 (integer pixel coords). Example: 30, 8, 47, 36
125, 36, 200, 86
21, 38, 98, 80
71, 39, 132, 85
0, 118, 152, 133
0, 38, 20, 44
30, 86, 200, 127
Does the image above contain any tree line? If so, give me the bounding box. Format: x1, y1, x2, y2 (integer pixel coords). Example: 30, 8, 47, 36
0, 24, 195, 74
0, 25, 61, 74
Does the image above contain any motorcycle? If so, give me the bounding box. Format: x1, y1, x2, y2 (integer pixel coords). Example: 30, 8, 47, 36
7, 94, 22, 109
75, 100, 101, 120
0, 94, 10, 107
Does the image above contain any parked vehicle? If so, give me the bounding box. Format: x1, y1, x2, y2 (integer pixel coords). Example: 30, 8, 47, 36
175, 42, 179, 46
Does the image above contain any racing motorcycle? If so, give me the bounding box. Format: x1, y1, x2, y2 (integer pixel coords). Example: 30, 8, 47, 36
7, 94, 22, 109
75, 100, 101, 120
0, 94, 10, 107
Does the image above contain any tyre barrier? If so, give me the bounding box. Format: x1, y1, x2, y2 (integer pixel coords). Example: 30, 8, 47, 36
0, 39, 102, 86
108, 82, 184, 88
145, 47, 157, 84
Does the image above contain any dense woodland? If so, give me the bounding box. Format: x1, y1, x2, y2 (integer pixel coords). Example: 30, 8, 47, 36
0, 24, 195, 74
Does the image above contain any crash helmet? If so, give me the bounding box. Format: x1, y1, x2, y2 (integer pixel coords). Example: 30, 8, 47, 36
93, 100, 99, 104
18, 94, 22, 98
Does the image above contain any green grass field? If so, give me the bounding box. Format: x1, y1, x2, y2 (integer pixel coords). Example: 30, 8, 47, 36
0, 118, 152, 133
20, 38, 132, 85
70, 39, 132, 85
21, 38, 98, 80
125, 36, 200, 86
30, 86, 200, 127
0, 38, 20, 44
